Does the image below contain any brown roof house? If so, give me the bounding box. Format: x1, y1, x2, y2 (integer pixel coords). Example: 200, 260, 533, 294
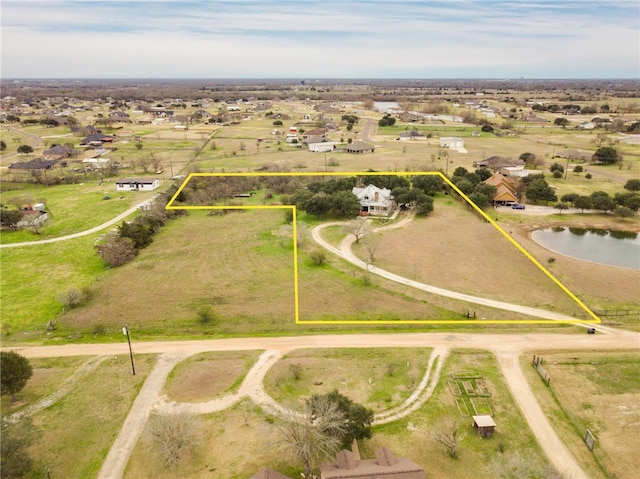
474, 155, 522, 171
320, 448, 425, 479
339, 140, 374, 154
483, 173, 518, 205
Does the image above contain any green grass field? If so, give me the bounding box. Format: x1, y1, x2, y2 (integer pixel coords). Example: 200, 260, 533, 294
0, 354, 155, 479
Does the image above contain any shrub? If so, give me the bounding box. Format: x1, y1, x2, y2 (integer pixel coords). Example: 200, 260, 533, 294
145, 413, 201, 466
289, 363, 303, 380
57, 288, 84, 309
196, 305, 218, 324
309, 249, 327, 266
96, 236, 137, 267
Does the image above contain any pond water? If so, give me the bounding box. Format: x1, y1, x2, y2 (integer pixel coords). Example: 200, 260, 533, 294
531, 227, 640, 269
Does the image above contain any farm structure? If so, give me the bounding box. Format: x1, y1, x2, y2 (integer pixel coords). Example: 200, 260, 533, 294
115, 178, 160, 192
308, 142, 337, 153
472, 415, 497, 438
439, 137, 464, 149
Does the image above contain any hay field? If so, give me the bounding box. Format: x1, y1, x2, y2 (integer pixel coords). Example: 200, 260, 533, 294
357, 197, 593, 320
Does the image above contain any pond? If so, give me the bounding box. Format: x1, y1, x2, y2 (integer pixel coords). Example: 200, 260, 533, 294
531, 227, 640, 270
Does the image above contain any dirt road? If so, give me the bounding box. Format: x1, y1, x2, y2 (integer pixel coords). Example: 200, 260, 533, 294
9, 330, 639, 479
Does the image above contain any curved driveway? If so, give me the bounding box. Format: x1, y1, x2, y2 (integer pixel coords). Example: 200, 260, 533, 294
311, 221, 581, 321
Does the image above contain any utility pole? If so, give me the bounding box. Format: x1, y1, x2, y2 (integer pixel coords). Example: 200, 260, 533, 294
122, 324, 136, 375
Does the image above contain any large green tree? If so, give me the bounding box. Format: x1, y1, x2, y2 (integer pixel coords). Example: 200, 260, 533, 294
16, 145, 33, 154
411, 175, 443, 195
624, 179, 640, 192
553, 117, 570, 128
0, 208, 24, 227
525, 177, 557, 204
310, 390, 374, 449
592, 147, 621, 165
574, 195, 593, 213
590, 191, 615, 213
0, 351, 33, 400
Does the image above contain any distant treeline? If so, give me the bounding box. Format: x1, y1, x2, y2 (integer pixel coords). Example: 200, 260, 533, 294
1, 78, 639, 102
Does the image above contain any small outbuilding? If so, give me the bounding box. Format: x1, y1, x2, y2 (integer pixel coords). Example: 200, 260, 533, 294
472, 415, 496, 438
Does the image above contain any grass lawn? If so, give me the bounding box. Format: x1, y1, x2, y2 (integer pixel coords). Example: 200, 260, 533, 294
0, 234, 108, 335
521, 350, 640, 479
370, 349, 554, 479
164, 350, 263, 402
0, 354, 155, 479
262, 348, 430, 410
0, 182, 151, 243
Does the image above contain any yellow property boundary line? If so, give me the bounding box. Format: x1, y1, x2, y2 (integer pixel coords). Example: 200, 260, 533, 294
166, 171, 600, 325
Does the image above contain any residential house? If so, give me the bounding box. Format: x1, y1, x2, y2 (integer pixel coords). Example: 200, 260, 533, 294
115, 178, 160, 192
43, 144, 74, 160
398, 111, 420, 123
352, 184, 395, 217
80, 132, 115, 146
9, 158, 56, 171
109, 111, 131, 123
320, 448, 426, 479
303, 135, 327, 146
302, 128, 327, 140
339, 141, 374, 154
483, 173, 518, 205
474, 155, 522, 171
399, 130, 427, 141
555, 149, 592, 162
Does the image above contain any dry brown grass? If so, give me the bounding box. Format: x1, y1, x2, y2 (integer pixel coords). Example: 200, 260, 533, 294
164, 351, 263, 402
522, 350, 640, 479
359, 198, 592, 319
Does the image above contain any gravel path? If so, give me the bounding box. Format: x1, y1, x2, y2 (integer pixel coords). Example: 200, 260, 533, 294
97, 352, 188, 479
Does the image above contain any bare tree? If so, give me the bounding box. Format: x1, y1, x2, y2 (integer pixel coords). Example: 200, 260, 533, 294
240, 398, 255, 426
362, 232, 380, 264
145, 412, 201, 467
342, 218, 371, 244
139, 156, 151, 173
275, 396, 347, 477
431, 417, 459, 458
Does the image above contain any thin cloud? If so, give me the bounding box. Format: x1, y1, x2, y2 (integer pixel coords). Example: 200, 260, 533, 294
1, 0, 638, 78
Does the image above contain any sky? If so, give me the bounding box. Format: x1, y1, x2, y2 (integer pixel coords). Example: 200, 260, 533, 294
1, 0, 639, 79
